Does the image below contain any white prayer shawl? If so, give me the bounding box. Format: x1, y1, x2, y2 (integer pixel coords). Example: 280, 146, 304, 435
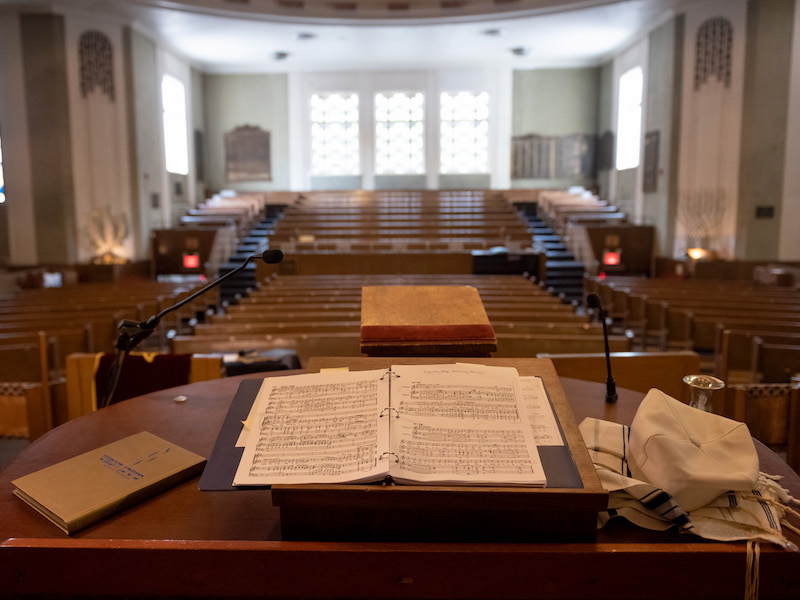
579, 417, 800, 550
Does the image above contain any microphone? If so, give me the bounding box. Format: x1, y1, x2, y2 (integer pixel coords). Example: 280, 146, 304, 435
99, 248, 283, 408
587, 293, 618, 404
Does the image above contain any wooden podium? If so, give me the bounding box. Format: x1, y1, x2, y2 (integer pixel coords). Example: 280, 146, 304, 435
271, 357, 608, 542
360, 286, 498, 356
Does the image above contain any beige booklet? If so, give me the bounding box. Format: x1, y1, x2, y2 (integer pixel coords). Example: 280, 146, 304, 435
12, 431, 206, 534
234, 363, 546, 487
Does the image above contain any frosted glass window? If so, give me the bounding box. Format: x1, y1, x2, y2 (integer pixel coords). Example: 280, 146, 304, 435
310, 92, 360, 175
374, 91, 425, 175
0, 133, 5, 204
616, 66, 643, 171
440, 91, 489, 174
161, 74, 189, 175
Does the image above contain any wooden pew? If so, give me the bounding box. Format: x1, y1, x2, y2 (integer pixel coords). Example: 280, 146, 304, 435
750, 340, 800, 384
716, 328, 800, 383
537, 350, 701, 403
170, 333, 362, 368
493, 333, 632, 357
723, 383, 800, 472
0, 335, 58, 440
0, 328, 94, 372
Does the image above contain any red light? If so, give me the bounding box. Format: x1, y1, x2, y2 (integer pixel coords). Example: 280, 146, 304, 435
183, 253, 200, 269
603, 251, 621, 266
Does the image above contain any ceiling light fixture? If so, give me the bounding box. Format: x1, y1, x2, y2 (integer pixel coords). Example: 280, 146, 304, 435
511, 47, 531, 57
273, 51, 290, 60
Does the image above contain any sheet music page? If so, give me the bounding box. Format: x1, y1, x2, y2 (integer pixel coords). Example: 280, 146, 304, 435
386, 364, 546, 486
233, 369, 390, 485
520, 376, 564, 446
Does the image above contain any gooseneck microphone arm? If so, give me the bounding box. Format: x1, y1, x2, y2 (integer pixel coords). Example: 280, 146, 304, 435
586, 293, 618, 404
99, 249, 283, 409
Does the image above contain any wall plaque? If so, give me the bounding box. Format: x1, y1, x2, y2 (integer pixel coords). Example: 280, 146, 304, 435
225, 125, 271, 181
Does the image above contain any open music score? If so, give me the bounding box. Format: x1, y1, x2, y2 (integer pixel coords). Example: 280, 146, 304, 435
233, 363, 548, 487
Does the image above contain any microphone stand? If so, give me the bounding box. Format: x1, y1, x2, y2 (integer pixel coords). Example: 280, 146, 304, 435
598, 306, 618, 404
586, 293, 618, 404
99, 250, 283, 409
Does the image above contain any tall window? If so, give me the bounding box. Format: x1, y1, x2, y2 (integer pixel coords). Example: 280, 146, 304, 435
440, 91, 489, 174
310, 92, 360, 175
161, 74, 189, 175
0, 131, 5, 204
616, 66, 643, 170
374, 91, 425, 175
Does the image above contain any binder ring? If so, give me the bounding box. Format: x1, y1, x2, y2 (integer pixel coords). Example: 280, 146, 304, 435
380, 407, 400, 418
380, 370, 400, 381
379, 451, 399, 462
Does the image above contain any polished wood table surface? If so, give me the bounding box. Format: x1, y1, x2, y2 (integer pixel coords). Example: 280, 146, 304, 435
2, 358, 799, 599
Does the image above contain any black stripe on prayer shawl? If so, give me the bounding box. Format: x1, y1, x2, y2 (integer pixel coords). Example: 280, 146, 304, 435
639, 489, 691, 526
641, 490, 673, 510
752, 490, 778, 529
622, 425, 632, 478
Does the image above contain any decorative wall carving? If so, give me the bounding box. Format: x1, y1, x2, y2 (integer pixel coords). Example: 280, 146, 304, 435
225, 125, 271, 181
694, 17, 732, 90
79, 31, 114, 100
511, 133, 595, 180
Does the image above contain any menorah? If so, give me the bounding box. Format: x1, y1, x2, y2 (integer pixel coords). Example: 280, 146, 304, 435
678, 187, 726, 250
84, 206, 130, 264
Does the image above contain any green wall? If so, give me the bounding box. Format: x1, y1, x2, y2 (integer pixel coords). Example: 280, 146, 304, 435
20, 14, 76, 263
643, 15, 683, 255
737, 0, 794, 259
512, 68, 599, 135
595, 62, 614, 198
511, 67, 599, 189
203, 73, 290, 191
126, 28, 161, 255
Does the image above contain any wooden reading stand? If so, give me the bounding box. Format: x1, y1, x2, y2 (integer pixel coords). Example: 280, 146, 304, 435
271, 357, 608, 542
359, 286, 498, 356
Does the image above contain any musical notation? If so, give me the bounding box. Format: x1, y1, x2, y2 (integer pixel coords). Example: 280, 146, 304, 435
398, 383, 520, 421
520, 376, 563, 446
236, 370, 389, 484
233, 365, 547, 487
396, 423, 534, 476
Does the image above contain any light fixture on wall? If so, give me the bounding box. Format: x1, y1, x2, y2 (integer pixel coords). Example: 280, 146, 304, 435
686, 247, 709, 260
